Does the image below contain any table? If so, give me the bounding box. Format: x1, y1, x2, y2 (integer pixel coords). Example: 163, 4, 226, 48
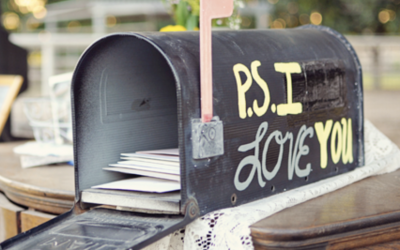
250, 169, 400, 249
0, 141, 74, 241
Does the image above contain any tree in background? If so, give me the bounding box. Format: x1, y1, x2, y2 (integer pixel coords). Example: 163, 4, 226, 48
267, 0, 400, 34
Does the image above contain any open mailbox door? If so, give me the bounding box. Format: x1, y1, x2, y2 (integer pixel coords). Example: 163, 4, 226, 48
0, 25, 364, 249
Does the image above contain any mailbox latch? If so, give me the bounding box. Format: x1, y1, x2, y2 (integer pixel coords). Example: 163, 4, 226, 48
192, 116, 224, 159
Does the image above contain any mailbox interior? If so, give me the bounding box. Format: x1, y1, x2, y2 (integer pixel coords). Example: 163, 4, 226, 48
72, 35, 183, 213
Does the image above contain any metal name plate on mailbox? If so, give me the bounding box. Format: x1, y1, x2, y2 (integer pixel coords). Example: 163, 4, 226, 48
1, 25, 364, 250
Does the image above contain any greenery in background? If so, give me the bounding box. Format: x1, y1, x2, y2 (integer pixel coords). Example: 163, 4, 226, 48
268, 0, 400, 34
162, 0, 244, 30
168, 0, 200, 30
2, 0, 400, 35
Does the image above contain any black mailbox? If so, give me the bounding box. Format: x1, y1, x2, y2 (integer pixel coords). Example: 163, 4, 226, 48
1, 25, 364, 250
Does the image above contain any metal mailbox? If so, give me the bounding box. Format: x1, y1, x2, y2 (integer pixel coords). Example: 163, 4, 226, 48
1, 25, 364, 250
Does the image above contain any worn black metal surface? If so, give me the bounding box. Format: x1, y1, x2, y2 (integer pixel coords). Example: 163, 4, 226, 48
122, 25, 363, 215
1, 25, 364, 249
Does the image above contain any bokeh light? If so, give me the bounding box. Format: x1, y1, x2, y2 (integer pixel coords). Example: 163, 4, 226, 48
389, 10, 396, 21
33, 6, 47, 19
14, 0, 46, 12
26, 16, 40, 30
13, 0, 47, 21
287, 15, 298, 27
67, 21, 81, 32
241, 16, 252, 28
287, 2, 298, 15
310, 12, 322, 25
28, 51, 42, 67
379, 10, 390, 23
299, 14, 310, 25
267, 0, 400, 34
271, 18, 286, 29
106, 15, 117, 27
378, 9, 396, 24
2, 12, 20, 30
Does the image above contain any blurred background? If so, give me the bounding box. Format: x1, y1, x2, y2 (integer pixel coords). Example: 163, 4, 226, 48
0, 0, 399, 239
1, 0, 400, 145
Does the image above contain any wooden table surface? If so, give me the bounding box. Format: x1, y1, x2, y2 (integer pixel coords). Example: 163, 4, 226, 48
0, 141, 74, 214
251, 169, 400, 249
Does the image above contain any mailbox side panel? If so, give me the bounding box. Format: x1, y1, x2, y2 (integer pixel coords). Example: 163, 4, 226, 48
147, 27, 364, 215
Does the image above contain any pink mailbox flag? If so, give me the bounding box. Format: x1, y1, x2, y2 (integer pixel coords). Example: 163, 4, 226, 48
200, 0, 234, 123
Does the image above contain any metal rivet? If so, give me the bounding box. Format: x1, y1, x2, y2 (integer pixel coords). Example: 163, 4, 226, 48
231, 193, 237, 205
